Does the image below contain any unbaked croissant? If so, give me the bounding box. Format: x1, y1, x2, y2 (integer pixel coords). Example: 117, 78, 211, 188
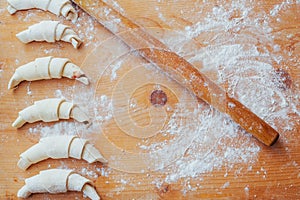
8, 56, 89, 89
7, 0, 77, 22
17, 169, 100, 200
16, 21, 82, 48
12, 98, 89, 128
18, 135, 107, 170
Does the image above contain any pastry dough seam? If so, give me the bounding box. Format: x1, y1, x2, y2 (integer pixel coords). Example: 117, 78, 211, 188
56, 100, 62, 121
47, 57, 51, 78
58, 1, 69, 17
54, 22, 60, 41
67, 137, 76, 158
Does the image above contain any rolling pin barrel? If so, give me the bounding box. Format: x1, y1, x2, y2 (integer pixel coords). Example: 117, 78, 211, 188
73, 0, 279, 146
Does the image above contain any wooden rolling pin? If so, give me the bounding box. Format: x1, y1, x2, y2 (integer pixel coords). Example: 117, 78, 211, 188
73, 0, 279, 146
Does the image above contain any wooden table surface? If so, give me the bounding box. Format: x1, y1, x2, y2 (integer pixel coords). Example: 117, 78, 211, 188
0, 0, 299, 199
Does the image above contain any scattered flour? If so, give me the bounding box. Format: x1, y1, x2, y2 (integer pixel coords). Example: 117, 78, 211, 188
76, 12, 97, 47
161, 108, 260, 183
21, 0, 299, 197
244, 185, 250, 196
80, 167, 99, 179
221, 181, 230, 189
26, 82, 32, 96
0, 61, 4, 77
135, 1, 298, 190
96, 166, 111, 177
109, 60, 123, 81
270, 0, 294, 16
28, 122, 79, 138
103, 0, 125, 15
54, 89, 64, 99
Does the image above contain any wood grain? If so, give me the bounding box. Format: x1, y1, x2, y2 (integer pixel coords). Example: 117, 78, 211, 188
72, 0, 279, 146
0, 0, 299, 199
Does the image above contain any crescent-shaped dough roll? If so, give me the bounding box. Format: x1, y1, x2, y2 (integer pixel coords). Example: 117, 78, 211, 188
16, 21, 82, 48
8, 56, 89, 89
12, 98, 89, 128
7, 0, 77, 22
18, 135, 108, 170
17, 169, 100, 200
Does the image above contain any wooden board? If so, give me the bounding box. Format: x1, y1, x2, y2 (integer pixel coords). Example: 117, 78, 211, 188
0, 0, 299, 199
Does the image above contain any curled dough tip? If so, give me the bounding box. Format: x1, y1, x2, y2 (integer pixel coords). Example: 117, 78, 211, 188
13, 98, 89, 128
83, 184, 101, 200
7, 0, 77, 22
16, 21, 82, 49
7, 79, 16, 90
7, 74, 20, 89
12, 116, 26, 128
71, 38, 82, 49
82, 143, 108, 164
17, 169, 100, 199
18, 135, 107, 170
8, 56, 89, 90
76, 76, 90, 85
70, 106, 89, 124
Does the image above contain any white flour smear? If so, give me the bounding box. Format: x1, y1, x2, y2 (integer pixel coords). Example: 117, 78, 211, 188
26, 0, 299, 195
143, 0, 299, 187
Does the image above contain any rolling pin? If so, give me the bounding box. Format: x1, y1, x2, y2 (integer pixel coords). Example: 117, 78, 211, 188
72, 0, 279, 146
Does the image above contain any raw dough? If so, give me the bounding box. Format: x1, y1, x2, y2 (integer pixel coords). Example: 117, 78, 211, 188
16, 21, 82, 48
8, 56, 89, 89
17, 169, 100, 200
18, 135, 107, 170
12, 98, 89, 128
7, 0, 77, 22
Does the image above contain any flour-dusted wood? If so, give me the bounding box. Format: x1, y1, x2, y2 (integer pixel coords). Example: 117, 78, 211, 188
16, 21, 82, 48
1, 0, 299, 199
72, 0, 279, 146
7, 0, 77, 22
12, 98, 89, 128
18, 135, 107, 170
17, 169, 100, 199
8, 56, 89, 89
